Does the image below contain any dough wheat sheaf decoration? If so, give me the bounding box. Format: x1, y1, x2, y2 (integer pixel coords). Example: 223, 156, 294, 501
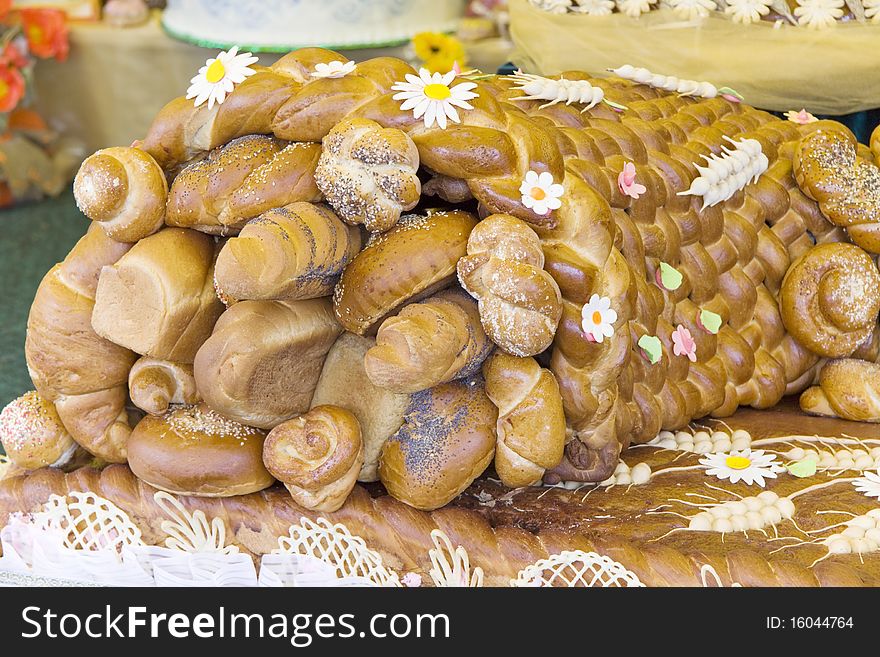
6, 42, 880, 585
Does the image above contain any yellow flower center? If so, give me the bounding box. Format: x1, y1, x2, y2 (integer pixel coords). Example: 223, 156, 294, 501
592, 311, 602, 325
725, 456, 752, 470
0, 79, 8, 98
424, 83, 451, 100
205, 59, 227, 84
28, 25, 44, 44
530, 186, 546, 201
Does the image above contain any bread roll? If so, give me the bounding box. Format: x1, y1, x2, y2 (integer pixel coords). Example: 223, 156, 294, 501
166, 135, 322, 235
482, 353, 566, 487
25, 223, 136, 463
315, 117, 420, 232
128, 357, 200, 416
91, 227, 224, 363
0, 391, 80, 470
214, 202, 361, 301
364, 288, 493, 393
333, 210, 478, 334
379, 378, 497, 511
457, 214, 563, 357
800, 359, 880, 422
73, 147, 168, 243
263, 405, 363, 512
310, 332, 410, 482
194, 298, 342, 429
127, 403, 274, 497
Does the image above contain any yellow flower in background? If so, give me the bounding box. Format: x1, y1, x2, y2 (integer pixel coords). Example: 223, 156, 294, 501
412, 31, 466, 74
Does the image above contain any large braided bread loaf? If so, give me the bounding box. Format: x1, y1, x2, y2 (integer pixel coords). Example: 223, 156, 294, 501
137, 49, 873, 483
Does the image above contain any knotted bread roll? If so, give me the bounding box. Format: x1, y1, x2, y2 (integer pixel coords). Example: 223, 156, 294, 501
800, 359, 880, 423
127, 403, 274, 497
26, 223, 136, 463
482, 353, 566, 488
780, 242, 880, 358
92, 227, 224, 363
364, 288, 493, 393
333, 210, 477, 334
194, 298, 342, 429
0, 391, 81, 470
379, 378, 497, 511
128, 357, 200, 416
73, 147, 168, 243
457, 214, 563, 357
263, 405, 363, 512
214, 202, 361, 301
315, 117, 420, 233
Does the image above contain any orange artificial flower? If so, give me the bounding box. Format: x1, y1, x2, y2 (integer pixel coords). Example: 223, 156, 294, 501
20, 8, 69, 62
1, 42, 28, 69
0, 0, 11, 21
0, 64, 25, 113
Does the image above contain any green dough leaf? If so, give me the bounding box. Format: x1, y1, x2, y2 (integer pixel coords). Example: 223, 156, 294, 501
659, 262, 683, 291
699, 309, 722, 335
638, 335, 662, 364
787, 460, 817, 478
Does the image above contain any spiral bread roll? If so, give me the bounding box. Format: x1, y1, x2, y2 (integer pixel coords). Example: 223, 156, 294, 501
333, 210, 477, 334
91, 227, 224, 363
25, 223, 136, 463
364, 288, 493, 393
214, 202, 361, 301
193, 298, 341, 429
457, 214, 563, 357
73, 147, 168, 243
800, 359, 880, 423
379, 378, 497, 511
315, 117, 421, 232
127, 403, 274, 497
310, 333, 410, 482
793, 124, 880, 254
165, 135, 322, 235
779, 243, 880, 358
262, 406, 363, 512
482, 353, 566, 488
0, 391, 80, 470
128, 357, 200, 416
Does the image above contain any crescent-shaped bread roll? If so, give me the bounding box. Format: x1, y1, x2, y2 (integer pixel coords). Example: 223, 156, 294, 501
800, 359, 880, 423
128, 357, 200, 416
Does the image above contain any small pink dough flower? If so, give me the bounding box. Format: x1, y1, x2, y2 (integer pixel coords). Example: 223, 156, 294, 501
401, 572, 423, 587
671, 324, 697, 362
618, 162, 646, 199
784, 109, 818, 125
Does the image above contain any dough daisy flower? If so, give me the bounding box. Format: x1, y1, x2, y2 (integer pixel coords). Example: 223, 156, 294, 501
699, 450, 785, 487
311, 60, 356, 79
853, 470, 880, 501
520, 170, 564, 215
186, 46, 258, 109
581, 294, 617, 343
784, 109, 818, 125
391, 68, 479, 130
671, 325, 697, 362
618, 161, 647, 199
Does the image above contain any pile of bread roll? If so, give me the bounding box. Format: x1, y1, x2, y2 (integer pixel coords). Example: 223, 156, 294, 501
4, 47, 880, 515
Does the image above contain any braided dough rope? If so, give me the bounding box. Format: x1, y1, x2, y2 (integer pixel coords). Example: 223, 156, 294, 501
1, 465, 877, 587
141, 52, 854, 482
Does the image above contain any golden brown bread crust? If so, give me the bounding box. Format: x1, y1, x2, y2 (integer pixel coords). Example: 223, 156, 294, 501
332, 211, 478, 335
214, 202, 361, 302
457, 213, 563, 357
0, 391, 79, 470
378, 378, 497, 511
779, 243, 880, 358
482, 353, 566, 487
193, 298, 342, 429
364, 288, 493, 393
263, 405, 364, 512
128, 357, 200, 416
91, 227, 224, 364
800, 359, 880, 422
315, 117, 420, 233
127, 403, 274, 497
310, 333, 410, 483
25, 223, 136, 463
73, 147, 167, 243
